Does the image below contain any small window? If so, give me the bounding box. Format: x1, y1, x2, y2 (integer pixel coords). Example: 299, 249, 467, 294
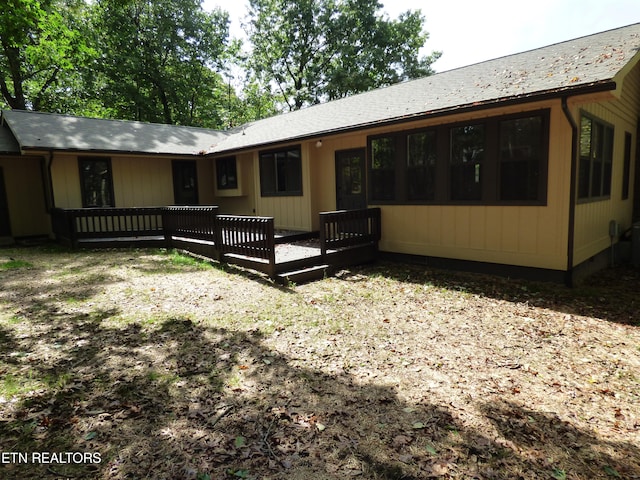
79, 157, 114, 207
216, 156, 238, 190
450, 124, 484, 201
259, 146, 302, 196
578, 114, 613, 201
499, 116, 543, 201
623, 132, 632, 200
407, 131, 436, 201
370, 136, 396, 201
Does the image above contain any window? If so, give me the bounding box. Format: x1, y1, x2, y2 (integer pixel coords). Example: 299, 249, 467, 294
499, 116, 543, 201
79, 157, 114, 207
578, 114, 613, 201
623, 132, 632, 200
450, 124, 484, 201
259, 146, 302, 196
370, 137, 396, 201
407, 131, 436, 201
367, 110, 549, 205
216, 156, 238, 190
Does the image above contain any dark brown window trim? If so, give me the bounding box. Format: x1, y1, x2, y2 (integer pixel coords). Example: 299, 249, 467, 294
216, 156, 238, 190
258, 145, 303, 197
577, 111, 614, 202
367, 109, 550, 206
78, 156, 115, 208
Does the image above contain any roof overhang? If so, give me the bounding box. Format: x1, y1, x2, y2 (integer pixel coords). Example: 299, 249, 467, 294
207, 80, 617, 157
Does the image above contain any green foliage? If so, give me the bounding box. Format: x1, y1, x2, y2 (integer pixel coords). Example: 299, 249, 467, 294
0, 259, 33, 270
1, 0, 437, 123
92, 0, 234, 127
0, 0, 94, 111
246, 0, 441, 111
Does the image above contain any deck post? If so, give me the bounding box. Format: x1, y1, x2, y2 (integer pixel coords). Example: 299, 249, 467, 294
266, 218, 276, 278
161, 207, 173, 249
67, 210, 79, 249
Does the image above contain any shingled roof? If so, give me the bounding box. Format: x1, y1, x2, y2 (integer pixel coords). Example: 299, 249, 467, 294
1, 22, 639, 157
210, 21, 640, 154
1, 110, 231, 155
0, 124, 19, 154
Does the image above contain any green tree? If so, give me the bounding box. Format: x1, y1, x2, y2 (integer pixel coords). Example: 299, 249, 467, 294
245, 0, 441, 111
0, 0, 92, 111
93, 0, 234, 127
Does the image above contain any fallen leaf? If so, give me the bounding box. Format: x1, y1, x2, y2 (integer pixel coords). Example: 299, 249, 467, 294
430, 462, 449, 475
392, 435, 412, 448
551, 468, 566, 480
603, 465, 621, 477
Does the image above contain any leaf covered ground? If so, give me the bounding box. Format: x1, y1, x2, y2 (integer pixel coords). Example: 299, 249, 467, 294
0, 246, 638, 480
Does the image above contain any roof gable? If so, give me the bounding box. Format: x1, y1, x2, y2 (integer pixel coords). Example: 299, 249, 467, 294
2, 110, 231, 155
0, 123, 19, 154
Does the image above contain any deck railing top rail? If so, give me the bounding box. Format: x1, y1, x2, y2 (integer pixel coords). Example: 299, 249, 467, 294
319, 207, 381, 255
52, 206, 381, 282
51, 207, 166, 243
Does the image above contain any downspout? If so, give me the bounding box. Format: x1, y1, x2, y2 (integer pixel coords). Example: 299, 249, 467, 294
46, 150, 55, 209
562, 97, 578, 287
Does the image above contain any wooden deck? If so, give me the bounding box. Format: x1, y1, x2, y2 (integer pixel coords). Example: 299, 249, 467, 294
51, 207, 381, 284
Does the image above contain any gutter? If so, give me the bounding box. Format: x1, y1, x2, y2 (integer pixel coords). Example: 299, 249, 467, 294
561, 96, 578, 287
206, 81, 617, 157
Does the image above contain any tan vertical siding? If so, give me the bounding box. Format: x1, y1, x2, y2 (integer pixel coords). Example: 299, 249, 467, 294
196, 158, 215, 205
370, 101, 570, 271
214, 152, 256, 215
51, 154, 211, 208
254, 143, 313, 231
0, 156, 50, 236
51, 154, 82, 208
572, 62, 640, 266
237, 100, 572, 270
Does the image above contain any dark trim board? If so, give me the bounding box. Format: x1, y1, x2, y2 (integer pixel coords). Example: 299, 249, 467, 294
380, 244, 631, 285
378, 251, 567, 284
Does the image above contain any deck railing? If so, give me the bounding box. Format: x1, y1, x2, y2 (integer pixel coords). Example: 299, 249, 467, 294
215, 215, 275, 262
51, 207, 165, 247
52, 206, 381, 281
319, 207, 381, 256
163, 206, 219, 242
52, 207, 278, 276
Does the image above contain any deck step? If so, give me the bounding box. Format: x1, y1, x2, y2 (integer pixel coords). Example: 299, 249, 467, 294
278, 264, 330, 285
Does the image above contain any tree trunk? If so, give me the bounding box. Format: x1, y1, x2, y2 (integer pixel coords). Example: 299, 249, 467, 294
0, 43, 27, 110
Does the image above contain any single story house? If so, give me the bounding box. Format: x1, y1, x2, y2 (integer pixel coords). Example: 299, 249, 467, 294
2, 22, 640, 284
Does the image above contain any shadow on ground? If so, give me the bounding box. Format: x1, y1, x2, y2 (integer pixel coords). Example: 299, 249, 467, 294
0, 249, 638, 479
344, 261, 640, 326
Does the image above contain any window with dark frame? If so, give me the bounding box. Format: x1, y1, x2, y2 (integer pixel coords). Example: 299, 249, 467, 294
578, 114, 614, 201
499, 115, 543, 201
79, 157, 114, 207
259, 146, 302, 196
367, 110, 549, 206
216, 156, 238, 190
370, 137, 396, 201
450, 124, 484, 201
407, 131, 436, 201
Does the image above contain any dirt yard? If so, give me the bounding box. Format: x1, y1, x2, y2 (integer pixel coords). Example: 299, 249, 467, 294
0, 246, 638, 480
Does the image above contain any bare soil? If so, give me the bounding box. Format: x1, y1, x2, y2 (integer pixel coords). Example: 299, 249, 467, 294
0, 246, 638, 480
